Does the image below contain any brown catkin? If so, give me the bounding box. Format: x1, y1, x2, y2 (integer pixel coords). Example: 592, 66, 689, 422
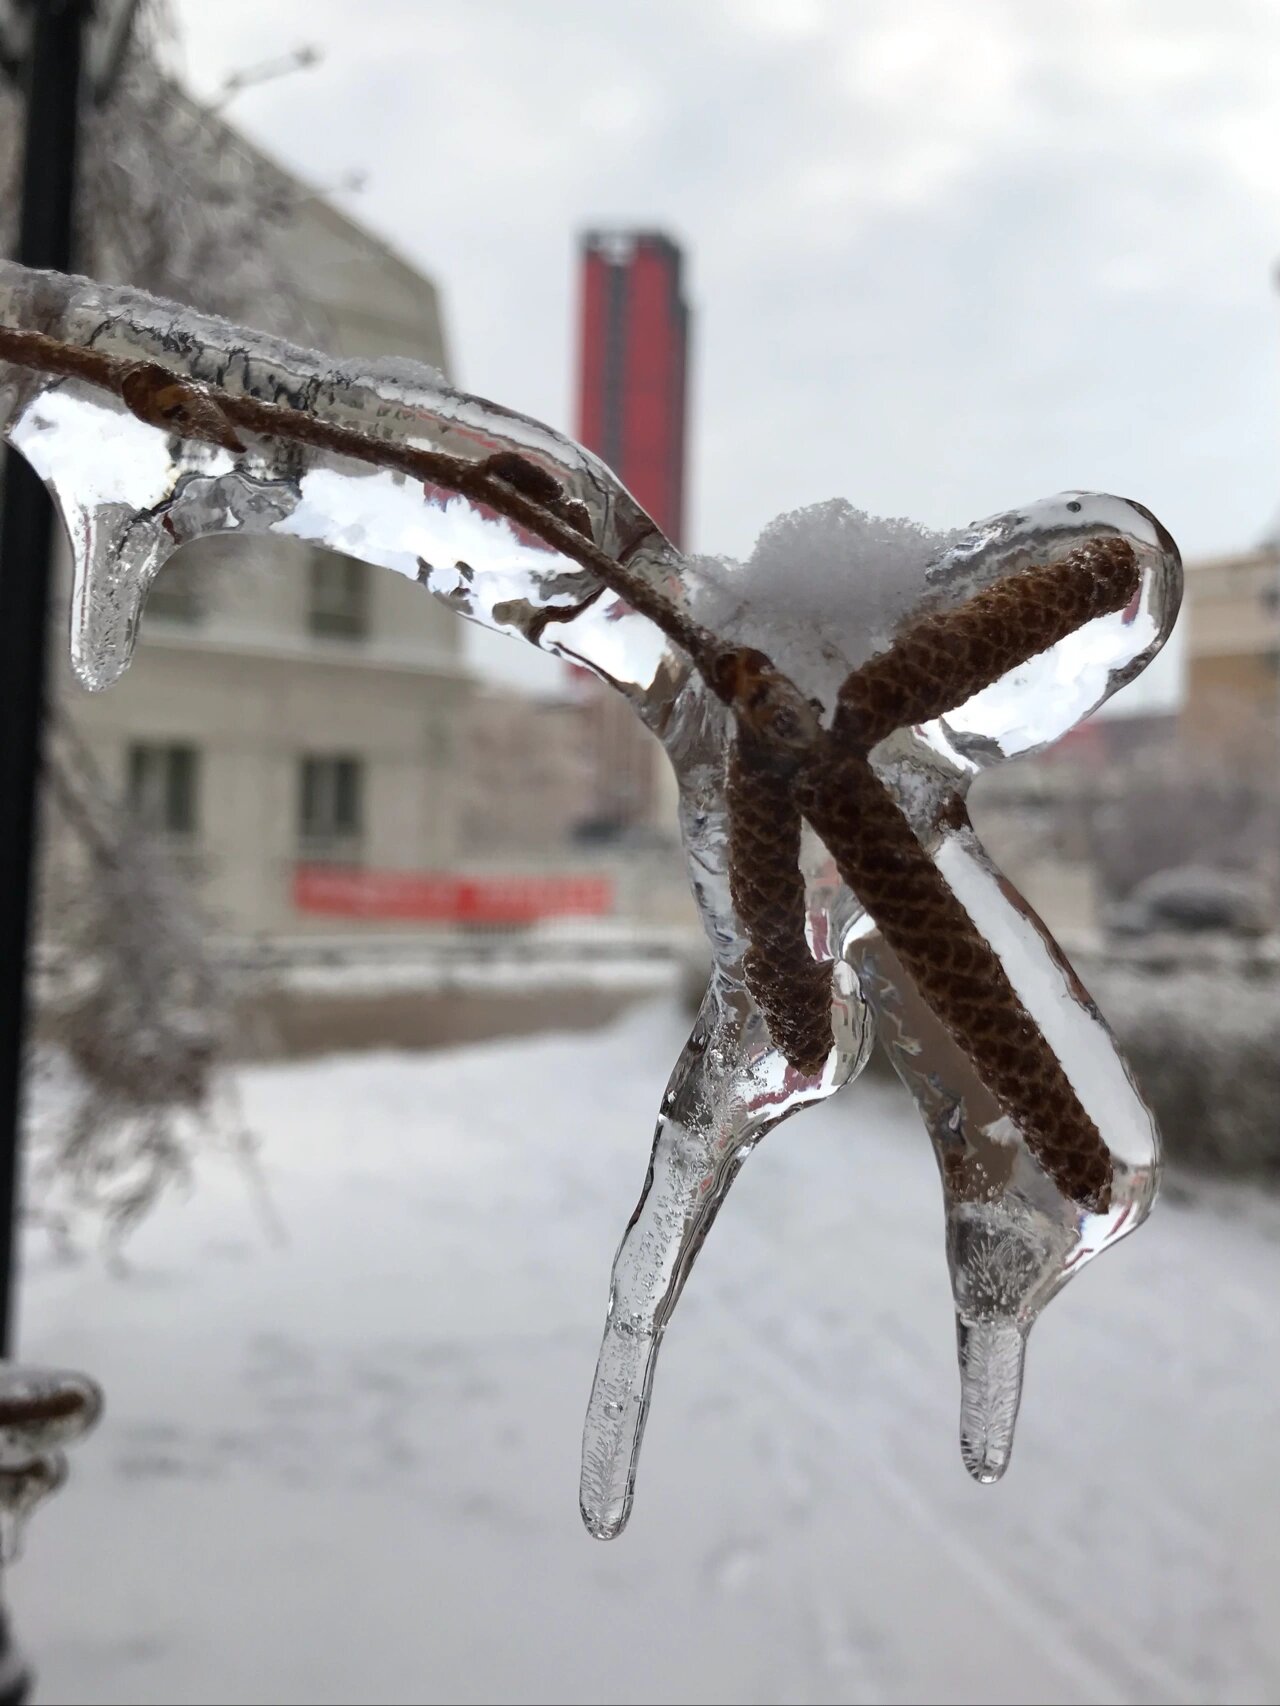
834, 537, 1140, 751
798, 750, 1113, 1211
727, 731, 834, 1076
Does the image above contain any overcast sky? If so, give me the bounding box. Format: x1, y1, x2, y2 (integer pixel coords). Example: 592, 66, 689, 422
170, 0, 1280, 701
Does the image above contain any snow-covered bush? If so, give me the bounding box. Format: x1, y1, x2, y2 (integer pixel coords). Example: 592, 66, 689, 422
1085, 950, 1280, 1174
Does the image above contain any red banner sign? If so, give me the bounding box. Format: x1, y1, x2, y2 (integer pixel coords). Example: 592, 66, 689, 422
293, 866, 614, 924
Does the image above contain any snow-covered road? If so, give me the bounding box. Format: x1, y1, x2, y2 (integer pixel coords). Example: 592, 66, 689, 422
14, 1002, 1280, 1704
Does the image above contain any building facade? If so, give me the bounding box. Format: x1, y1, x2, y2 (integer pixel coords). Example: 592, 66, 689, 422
54, 125, 472, 941
577, 230, 690, 547
460, 686, 593, 853
573, 230, 691, 844
1179, 545, 1280, 749
42, 128, 709, 948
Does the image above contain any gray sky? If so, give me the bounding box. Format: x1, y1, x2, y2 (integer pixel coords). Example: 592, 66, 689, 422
170, 0, 1280, 701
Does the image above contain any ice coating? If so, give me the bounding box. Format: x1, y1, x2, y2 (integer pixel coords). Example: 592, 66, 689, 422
0, 262, 1182, 1539
0, 261, 680, 704
0, 1365, 102, 1561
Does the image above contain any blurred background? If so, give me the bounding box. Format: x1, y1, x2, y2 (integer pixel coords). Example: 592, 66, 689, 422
1, 2, 1278, 1703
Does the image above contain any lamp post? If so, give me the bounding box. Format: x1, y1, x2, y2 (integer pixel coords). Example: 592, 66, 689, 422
0, 6, 137, 1695
0, 0, 91, 1364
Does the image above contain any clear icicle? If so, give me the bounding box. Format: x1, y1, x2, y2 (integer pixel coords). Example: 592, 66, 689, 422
0, 262, 1183, 1536
955, 1314, 1026, 1483
849, 746, 1163, 1480
583, 964, 872, 1540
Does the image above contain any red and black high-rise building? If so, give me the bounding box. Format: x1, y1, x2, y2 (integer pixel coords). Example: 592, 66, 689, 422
576, 230, 690, 548
570, 231, 691, 840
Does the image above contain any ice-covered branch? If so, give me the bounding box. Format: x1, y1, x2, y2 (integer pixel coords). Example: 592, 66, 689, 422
0, 316, 720, 676
0, 259, 1184, 1536
0, 266, 1152, 1175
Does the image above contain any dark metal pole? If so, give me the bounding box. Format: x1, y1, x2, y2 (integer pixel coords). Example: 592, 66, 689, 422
0, 0, 89, 1363
0, 14, 122, 1699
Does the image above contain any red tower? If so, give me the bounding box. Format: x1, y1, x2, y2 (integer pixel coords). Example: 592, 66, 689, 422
576, 230, 690, 548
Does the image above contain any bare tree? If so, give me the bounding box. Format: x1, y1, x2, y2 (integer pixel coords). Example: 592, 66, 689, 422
1087, 706, 1279, 911
29, 717, 276, 1250
0, 1, 313, 336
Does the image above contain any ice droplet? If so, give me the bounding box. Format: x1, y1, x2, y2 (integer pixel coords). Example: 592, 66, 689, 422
0, 262, 1182, 1538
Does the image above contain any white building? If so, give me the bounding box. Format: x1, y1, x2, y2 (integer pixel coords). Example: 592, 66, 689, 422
55, 124, 472, 941
48, 107, 692, 952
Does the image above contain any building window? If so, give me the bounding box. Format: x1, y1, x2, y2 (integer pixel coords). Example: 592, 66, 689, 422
308, 554, 369, 639
127, 743, 199, 839
426, 712, 454, 766
298, 756, 363, 862
145, 559, 203, 625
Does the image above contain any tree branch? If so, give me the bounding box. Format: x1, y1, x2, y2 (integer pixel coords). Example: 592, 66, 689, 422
0, 297, 1142, 1209
0, 325, 724, 680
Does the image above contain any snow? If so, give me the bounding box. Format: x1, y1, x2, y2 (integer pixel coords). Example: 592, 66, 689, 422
273, 954, 680, 999
14, 1000, 1280, 1705
687, 499, 959, 712
741, 500, 954, 661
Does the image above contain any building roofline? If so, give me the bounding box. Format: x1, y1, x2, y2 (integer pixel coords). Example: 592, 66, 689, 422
167, 78, 446, 314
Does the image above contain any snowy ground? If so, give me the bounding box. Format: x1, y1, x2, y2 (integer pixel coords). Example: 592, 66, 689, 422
12, 1001, 1280, 1705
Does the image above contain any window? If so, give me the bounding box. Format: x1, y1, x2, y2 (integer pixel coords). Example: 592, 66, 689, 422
145, 559, 203, 625
298, 756, 363, 862
425, 712, 454, 766
308, 554, 369, 639
127, 743, 199, 838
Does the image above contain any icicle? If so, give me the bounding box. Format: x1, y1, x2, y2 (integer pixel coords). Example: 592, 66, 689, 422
955, 1313, 1026, 1483
0, 262, 1183, 1537
582, 961, 872, 1540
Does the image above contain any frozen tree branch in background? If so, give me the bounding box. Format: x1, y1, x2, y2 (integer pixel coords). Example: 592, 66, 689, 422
0, 0, 317, 340
30, 713, 273, 1250
0, 258, 1183, 1537
0, 2, 312, 1248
